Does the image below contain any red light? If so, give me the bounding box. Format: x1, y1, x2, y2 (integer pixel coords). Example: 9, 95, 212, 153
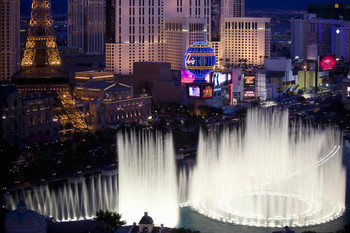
320, 55, 336, 71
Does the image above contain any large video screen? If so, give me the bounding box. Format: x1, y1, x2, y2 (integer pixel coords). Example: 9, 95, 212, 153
188, 85, 201, 98
320, 55, 336, 71
212, 72, 230, 87
347, 87, 350, 99
244, 76, 255, 87
202, 85, 213, 99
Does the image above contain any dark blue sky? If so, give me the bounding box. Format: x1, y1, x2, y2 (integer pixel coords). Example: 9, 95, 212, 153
20, 0, 350, 16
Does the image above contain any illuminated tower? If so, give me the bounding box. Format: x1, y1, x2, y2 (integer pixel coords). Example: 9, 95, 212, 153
21, 0, 61, 68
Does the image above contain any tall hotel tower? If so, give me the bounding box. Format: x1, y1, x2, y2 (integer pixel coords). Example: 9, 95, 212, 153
105, 0, 164, 75
0, 0, 20, 81
105, 0, 248, 75
68, 0, 105, 55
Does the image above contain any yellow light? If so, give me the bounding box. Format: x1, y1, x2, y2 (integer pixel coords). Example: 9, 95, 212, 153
335, 3, 339, 8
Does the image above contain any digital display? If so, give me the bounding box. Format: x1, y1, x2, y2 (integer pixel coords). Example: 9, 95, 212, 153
244, 76, 255, 87
347, 87, 350, 99
188, 86, 201, 98
181, 70, 195, 83
202, 85, 213, 99
320, 55, 336, 71
212, 72, 230, 87
222, 87, 229, 104
181, 70, 210, 84
244, 91, 255, 97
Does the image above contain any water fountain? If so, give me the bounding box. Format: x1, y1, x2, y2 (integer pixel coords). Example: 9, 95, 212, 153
6, 131, 179, 227
185, 109, 346, 227
117, 130, 179, 226
5, 109, 346, 229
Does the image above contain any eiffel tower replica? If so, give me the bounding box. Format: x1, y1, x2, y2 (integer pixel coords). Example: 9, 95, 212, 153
12, 0, 69, 94
12, 0, 88, 130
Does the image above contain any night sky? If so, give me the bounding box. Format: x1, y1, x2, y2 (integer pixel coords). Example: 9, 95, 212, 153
20, 0, 350, 16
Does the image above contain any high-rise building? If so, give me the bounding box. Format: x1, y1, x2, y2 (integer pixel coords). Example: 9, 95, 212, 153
164, 0, 245, 69
0, 0, 20, 81
291, 14, 350, 60
105, 0, 164, 75
164, 17, 207, 70
106, 0, 116, 43
68, 0, 105, 55
224, 17, 271, 66
332, 26, 350, 61
106, 0, 246, 75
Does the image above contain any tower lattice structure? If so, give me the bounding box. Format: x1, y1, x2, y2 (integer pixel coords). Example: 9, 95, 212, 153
21, 0, 61, 68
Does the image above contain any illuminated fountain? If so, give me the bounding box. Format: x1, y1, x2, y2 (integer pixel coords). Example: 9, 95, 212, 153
6, 131, 179, 227
185, 109, 346, 227
117, 131, 179, 226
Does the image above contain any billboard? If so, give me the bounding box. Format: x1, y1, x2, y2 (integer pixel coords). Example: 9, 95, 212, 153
347, 87, 350, 99
211, 0, 221, 41
188, 85, 201, 98
320, 55, 336, 71
212, 72, 231, 87
244, 90, 255, 97
181, 70, 210, 84
202, 85, 214, 99
244, 76, 255, 87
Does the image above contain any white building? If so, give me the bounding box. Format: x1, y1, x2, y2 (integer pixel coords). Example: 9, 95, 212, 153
105, 0, 164, 75
164, 17, 207, 70
291, 14, 350, 60
0, 0, 20, 81
106, 0, 246, 75
68, 0, 105, 55
223, 17, 271, 66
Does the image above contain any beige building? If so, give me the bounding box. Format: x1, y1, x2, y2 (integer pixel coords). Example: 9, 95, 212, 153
74, 79, 151, 131
0, 0, 20, 81
223, 17, 271, 66
75, 70, 115, 84
164, 17, 207, 70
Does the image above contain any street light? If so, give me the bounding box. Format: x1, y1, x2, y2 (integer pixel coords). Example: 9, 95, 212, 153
303, 64, 308, 93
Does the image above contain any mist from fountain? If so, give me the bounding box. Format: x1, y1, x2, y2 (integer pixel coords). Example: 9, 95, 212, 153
117, 130, 179, 226
184, 109, 346, 227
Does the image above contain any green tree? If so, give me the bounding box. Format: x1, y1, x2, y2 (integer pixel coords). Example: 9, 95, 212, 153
94, 210, 126, 231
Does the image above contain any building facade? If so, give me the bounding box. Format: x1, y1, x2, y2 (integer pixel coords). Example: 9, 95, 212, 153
74, 78, 151, 131
0, 0, 20, 81
0, 82, 59, 144
164, 17, 207, 70
68, 0, 105, 55
331, 26, 350, 61
291, 14, 350, 60
106, 0, 246, 75
223, 17, 271, 66
105, 0, 164, 75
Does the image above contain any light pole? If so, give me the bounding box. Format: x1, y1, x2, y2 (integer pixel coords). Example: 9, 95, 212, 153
303, 63, 308, 94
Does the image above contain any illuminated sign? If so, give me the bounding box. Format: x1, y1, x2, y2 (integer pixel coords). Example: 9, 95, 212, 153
181, 70, 195, 83
320, 55, 336, 71
212, 72, 231, 87
181, 70, 210, 84
202, 85, 213, 99
347, 87, 350, 99
184, 54, 196, 67
244, 76, 255, 87
188, 85, 201, 98
244, 91, 255, 97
